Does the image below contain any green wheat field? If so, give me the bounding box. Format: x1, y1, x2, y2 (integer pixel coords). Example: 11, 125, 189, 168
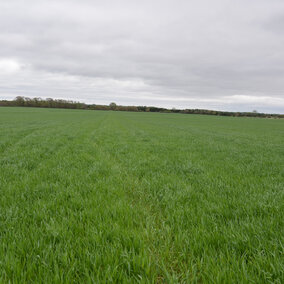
0, 107, 283, 283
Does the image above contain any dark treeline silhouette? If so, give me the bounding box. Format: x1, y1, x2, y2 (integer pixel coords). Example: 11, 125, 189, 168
0, 96, 283, 118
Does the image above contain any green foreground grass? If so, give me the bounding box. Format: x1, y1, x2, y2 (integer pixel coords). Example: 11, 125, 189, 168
0, 107, 283, 283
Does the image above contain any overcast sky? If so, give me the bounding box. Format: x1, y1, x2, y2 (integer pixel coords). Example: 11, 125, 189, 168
0, 0, 284, 113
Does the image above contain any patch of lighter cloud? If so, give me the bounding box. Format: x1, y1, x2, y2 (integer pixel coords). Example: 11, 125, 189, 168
226, 95, 284, 105
0, 58, 22, 74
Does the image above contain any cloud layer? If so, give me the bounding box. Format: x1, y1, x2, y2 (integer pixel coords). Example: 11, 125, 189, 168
0, 0, 284, 113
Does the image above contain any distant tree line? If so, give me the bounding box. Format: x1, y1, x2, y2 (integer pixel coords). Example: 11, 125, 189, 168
0, 96, 283, 118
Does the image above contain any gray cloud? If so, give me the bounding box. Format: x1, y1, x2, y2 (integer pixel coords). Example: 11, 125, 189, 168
0, 0, 284, 113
